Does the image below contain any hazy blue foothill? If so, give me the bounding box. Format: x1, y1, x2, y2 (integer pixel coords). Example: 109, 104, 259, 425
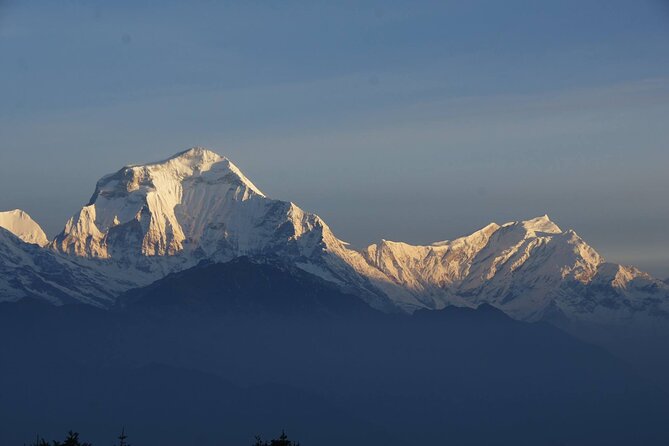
2, 258, 669, 446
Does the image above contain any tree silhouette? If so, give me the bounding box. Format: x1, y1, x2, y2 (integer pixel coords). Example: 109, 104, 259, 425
28, 427, 297, 445
27, 431, 91, 446
114, 428, 130, 446
27, 436, 49, 446
61, 431, 91, 446
253, 430, 300, 446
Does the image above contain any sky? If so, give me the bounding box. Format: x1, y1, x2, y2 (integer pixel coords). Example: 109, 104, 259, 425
1, 0, 668, 277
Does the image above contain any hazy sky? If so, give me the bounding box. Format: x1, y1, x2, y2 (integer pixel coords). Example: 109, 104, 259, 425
1, 0, 668, 276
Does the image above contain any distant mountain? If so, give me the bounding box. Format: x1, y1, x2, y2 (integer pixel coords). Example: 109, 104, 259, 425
0, 209, 48, 246
362, 214, 669, 324
0, 147, 667, 329
0, 227, 127, 306
119, 257, 378, 318
50, 147, 397, 310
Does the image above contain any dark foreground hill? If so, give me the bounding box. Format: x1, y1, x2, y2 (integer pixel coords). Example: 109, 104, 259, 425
1, 258, 668, 446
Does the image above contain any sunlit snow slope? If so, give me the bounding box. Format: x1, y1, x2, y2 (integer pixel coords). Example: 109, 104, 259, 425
0, 209, 48, 246
363, 215, 669, 323
0, 147, 666, 326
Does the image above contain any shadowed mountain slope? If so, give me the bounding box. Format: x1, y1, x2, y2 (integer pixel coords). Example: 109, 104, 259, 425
1, 259, 668, 445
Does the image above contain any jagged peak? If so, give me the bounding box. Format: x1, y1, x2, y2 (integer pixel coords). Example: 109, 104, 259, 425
169, 146, 221, 160
56, 147, 273, 258
157, 147, 264, 196
595, 262, 652, 288
522, 214, 561, 233
156, 146, 225, 171
117, 147, 225, 177
499, 214, 562, 235
90, 147, 264, 204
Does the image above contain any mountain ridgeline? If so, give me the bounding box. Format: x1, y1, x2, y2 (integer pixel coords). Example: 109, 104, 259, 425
1, 148, 669, 445
0, 147, 668, 328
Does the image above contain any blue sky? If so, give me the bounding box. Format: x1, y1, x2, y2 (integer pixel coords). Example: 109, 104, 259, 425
1, 0, 668, 276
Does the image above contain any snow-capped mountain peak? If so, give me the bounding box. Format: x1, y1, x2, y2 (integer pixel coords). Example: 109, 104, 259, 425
359, 214, 669, 323
2, 147, 667, 329
122, 147, 265, 196
53, 148, 266, 259
517, 214, 562, 234
0, 209, 49, 246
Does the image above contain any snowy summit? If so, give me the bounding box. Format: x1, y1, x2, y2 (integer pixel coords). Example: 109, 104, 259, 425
53, 148, 265, 259
0, 209, 49, 246
0, 147, 666, 328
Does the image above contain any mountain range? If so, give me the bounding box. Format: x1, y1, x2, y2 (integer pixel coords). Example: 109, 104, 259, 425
2, 147, 669, 445
1, 147, 668, 329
